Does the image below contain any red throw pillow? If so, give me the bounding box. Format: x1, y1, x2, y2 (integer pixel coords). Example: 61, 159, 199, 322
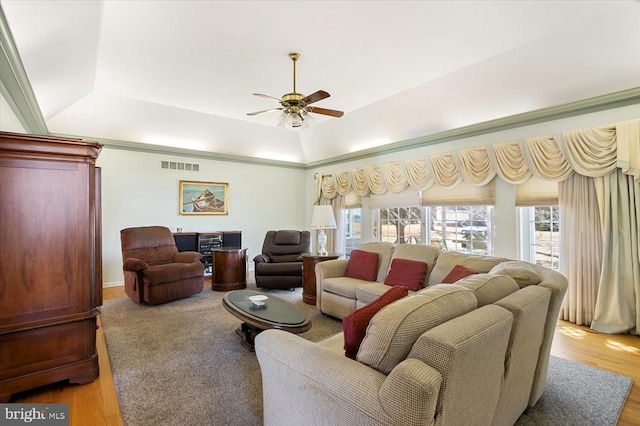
442, 264, 478, 284
343, 286, 409, 359
384, 259, 428, 291
345, 250, 380, 282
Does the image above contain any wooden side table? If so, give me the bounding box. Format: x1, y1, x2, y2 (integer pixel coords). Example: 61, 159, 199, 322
302, 253, 341, 305
212, 247, 247, 291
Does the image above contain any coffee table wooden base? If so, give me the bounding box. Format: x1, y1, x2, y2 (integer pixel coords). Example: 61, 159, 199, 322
235, 323, 261, 352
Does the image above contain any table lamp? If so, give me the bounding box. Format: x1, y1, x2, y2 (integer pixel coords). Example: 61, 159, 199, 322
310, 205, 337, 256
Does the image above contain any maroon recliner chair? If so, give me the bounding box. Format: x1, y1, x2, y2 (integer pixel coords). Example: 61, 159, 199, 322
120, 226, 204, 304
253, 230, 311, 290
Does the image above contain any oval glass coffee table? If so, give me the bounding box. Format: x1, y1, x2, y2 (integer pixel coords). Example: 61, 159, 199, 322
222, 289, 311, 351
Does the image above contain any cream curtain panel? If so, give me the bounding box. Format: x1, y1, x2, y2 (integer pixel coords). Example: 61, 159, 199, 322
559, 174, 603, 326
315, 118, 640, 203
591, 170, 640, 335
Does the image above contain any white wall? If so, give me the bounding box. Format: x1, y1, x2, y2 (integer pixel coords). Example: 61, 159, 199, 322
98, 148, 306, 285
306, 103, 640, 257
0, 91, 26, 132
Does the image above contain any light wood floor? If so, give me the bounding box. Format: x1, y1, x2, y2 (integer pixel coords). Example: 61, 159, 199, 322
11, 285, 640, 426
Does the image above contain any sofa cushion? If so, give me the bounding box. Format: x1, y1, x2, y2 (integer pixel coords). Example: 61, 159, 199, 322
343, 286, 409, 359
442, 264, 478, 284
322, 277, 362, 299
454, 274, 519, 306
357, 285, 478, 374
489, 261, 542, 288
355, 282, 401, 306
390, 244, 440, 286
429, 251, 509, 285
345, 249, 379, 281
384, 258, 428, 290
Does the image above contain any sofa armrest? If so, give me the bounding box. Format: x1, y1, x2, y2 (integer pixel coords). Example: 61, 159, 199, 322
123, 258, 149, 272
253, 254, 271, 263
379, 358, 441, 422
316, 258, 349, 280
173, 251, 203, 263
255, 329, 441, 426
315, 259, 349, 307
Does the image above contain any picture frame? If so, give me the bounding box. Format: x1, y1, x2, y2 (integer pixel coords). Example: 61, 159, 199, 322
179, 180, 229, 216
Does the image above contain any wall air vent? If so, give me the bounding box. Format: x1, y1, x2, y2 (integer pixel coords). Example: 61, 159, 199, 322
161, 161, 200, 171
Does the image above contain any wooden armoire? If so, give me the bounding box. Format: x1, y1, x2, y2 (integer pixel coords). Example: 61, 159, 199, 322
0, 131, 102, 401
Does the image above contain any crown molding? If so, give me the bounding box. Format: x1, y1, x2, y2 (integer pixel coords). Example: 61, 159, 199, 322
0, 4, 47, 134
49, 132, 307, 170
305, 86, 640, 169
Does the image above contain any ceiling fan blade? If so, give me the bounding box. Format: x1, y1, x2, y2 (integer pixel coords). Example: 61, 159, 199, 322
302, 90, 330, 105
252, 93, 282, 102
247, 108, 284, 116
310, 106, 344, 118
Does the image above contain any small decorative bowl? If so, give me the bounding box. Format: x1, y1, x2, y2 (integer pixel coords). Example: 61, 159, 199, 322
248, 295, 268, 306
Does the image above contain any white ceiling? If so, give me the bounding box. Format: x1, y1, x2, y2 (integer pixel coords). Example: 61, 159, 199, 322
2, 0, 640, 164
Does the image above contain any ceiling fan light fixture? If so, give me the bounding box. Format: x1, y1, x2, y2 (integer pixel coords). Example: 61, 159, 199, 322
278, 108, 311, 129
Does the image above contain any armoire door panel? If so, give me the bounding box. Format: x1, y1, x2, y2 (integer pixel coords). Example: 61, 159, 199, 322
0, 162, 91, 326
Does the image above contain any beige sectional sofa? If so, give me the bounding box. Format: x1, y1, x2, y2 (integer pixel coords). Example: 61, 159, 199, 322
255, 244, 568, 426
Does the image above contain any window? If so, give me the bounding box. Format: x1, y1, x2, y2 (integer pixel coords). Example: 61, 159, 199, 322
520, 206, 560, 270
344, 208, 361, 256
376, 207, 424, 244
428, 206, 491, 254
373, 205, 491, 255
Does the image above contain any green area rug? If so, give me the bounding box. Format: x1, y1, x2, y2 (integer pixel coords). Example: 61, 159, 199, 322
100, 285, 632, 426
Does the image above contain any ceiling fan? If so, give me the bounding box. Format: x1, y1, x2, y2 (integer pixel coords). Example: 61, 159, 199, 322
247, 52, 344, 128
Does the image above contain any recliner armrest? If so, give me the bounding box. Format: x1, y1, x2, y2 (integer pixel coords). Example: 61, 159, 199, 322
173, 251, 203, 263
253, 254, 271, 263
123, 258, 149, 272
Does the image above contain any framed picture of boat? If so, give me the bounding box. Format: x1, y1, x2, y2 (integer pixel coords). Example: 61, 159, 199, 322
179, 180, 229, 216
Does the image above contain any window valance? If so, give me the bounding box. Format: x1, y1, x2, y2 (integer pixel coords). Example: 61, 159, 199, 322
315, 118, 640, 202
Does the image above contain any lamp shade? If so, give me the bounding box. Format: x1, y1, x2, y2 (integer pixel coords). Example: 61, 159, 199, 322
310, 205, 337, 229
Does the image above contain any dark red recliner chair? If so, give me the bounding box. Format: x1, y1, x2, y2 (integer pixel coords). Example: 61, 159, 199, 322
253, 230, 311, 290
120, 226, 204, 304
